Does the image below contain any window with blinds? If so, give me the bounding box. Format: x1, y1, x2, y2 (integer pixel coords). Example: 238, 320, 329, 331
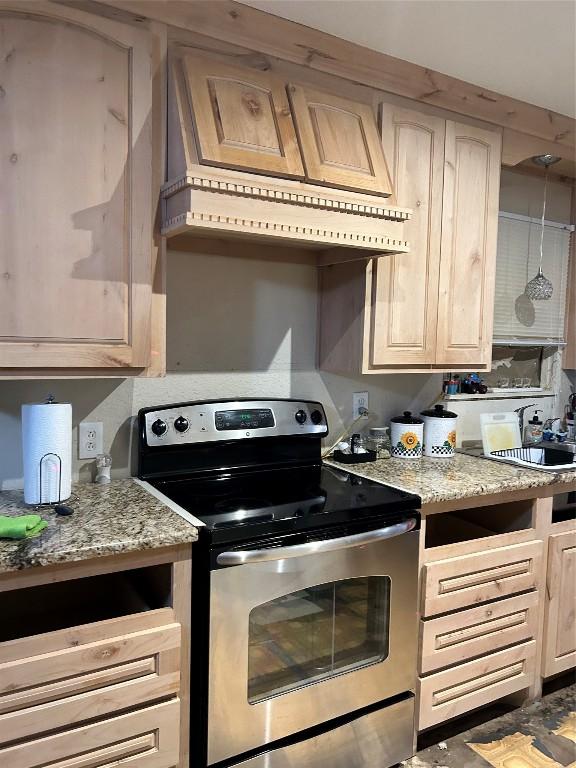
493, 213, 571, 343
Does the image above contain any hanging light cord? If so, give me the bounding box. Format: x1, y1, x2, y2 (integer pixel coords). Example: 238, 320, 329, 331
538, 169, 548, 270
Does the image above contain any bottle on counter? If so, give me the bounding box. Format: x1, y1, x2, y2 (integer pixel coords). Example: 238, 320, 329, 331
524, 411, 543, 444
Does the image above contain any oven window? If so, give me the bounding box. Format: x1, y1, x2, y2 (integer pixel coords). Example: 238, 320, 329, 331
247, 576, 390, 704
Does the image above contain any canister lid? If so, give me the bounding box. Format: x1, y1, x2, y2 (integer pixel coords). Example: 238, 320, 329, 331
420, 403, 458, 419
391, 411, 423, 424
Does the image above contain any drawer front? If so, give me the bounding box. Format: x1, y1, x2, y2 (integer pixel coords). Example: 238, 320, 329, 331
420, 591, 539, 674
422, 540, 543, 617
418, 641, 536, 730
0, 611, 180, 744
0, 699, 179, 768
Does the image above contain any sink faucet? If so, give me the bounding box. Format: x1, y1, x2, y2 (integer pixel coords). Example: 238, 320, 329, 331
514, 404, 536, 439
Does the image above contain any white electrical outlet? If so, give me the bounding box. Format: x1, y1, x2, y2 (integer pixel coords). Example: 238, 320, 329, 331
79, 421, 103, 459
352, 392, 369, 420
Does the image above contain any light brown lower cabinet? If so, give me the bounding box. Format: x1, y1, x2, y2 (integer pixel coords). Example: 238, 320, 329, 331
0, 608, 181, 767
417, 496, 576, 732
418, 641, 537, 730
0, 700, 180, 768
542, 529, 576, 677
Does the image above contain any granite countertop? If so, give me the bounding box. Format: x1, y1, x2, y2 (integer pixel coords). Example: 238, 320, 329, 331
325, 453, 576, 506
0, 480, 198, 574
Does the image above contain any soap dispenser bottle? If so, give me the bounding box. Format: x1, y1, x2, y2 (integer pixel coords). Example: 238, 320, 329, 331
524, 410, 544, 444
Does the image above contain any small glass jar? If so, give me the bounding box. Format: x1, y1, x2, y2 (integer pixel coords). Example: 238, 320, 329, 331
367, 427, 392, 459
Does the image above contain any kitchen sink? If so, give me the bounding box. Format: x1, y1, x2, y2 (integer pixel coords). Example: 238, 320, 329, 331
459, 442, 576, 472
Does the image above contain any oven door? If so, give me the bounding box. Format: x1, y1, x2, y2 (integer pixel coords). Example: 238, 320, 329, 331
207, 518, 419, 765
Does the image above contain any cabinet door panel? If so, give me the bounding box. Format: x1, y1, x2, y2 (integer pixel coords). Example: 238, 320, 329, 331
543, 529, 576, 677
371, 106, 444, 365
435, 121, 501, 366
0, 4, 152, 368
183, 56, 304, 178
288, 84, 392, 195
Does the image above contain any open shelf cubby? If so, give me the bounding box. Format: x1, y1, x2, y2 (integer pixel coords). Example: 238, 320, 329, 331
425, 500, 535, 549
0, 564, 172, 644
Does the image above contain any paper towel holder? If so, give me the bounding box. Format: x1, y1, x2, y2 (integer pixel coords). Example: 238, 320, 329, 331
36, 452, 75, 515
38, 452, 63, 505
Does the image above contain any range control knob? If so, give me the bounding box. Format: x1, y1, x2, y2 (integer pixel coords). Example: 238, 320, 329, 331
295, 409, 307, 424
151, 419, 167, 437
310, 409, 323, 425
174, 416, 189, 433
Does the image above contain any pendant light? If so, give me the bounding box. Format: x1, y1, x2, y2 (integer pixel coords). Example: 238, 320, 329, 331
524, 154, 561, 300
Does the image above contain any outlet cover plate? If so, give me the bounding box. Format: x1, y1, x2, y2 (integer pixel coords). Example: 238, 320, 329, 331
79, 421, 103, 460
353, 392, 369, 420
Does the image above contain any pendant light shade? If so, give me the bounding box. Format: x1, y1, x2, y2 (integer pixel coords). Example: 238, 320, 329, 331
525, 266, 554, 300
524, 155, 561, 301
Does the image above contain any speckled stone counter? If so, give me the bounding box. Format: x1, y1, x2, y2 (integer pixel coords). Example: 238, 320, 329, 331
325, 453, 576, 507
0, 480, 197, 574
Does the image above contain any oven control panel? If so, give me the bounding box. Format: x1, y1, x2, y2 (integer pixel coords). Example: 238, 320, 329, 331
215, 408, 275, 431
141, 399, 328, 447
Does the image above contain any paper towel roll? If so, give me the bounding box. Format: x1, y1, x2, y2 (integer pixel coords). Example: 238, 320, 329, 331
22, 401, 72, 504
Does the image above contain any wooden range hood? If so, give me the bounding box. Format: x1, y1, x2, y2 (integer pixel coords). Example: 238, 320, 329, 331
161, 52, 412, 257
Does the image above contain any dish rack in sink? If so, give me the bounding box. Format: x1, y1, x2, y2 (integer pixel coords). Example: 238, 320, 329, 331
489, 446, 576, 472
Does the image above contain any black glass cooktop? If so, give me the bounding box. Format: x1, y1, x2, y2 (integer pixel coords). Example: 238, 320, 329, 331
151, 464, 420, 544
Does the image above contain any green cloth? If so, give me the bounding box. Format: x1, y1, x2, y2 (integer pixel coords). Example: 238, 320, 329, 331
0, 514, 47, 539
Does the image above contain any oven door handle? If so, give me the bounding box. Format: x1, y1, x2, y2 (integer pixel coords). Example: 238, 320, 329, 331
216, 517, 417, 566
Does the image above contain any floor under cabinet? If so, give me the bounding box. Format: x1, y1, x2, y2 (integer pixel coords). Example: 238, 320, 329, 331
403, 680, 576, 768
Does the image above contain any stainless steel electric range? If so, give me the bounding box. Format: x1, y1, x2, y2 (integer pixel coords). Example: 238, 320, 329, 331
137, 398, 421, 768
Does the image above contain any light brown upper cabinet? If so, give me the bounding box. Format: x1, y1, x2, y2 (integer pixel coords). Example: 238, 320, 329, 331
0, 2, 155, 373
370, 106, 445, 366
182, 55, 304, 179
319, 104, 502, 374
288, 85, 393, 196
435, 122, 501, 367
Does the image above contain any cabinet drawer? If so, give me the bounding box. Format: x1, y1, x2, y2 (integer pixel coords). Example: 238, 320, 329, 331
418, 641, 536, 730
0, 699, 179, 768
422, 540, 543, 616
0, 609, 180, 745
420, 592, 539, 674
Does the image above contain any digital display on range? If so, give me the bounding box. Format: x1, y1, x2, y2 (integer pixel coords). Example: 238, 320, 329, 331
215, 408, 275, 431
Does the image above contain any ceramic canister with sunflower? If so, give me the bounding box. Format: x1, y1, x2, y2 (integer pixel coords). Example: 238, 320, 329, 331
390, 411, 424, 459
420, 403, 458, 458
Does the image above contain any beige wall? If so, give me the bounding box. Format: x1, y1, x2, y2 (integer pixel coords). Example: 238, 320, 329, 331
0, 249, 441, 489
499, 170, 572, 223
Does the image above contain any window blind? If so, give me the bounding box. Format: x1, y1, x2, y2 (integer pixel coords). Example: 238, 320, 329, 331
493, 213, 571, 342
